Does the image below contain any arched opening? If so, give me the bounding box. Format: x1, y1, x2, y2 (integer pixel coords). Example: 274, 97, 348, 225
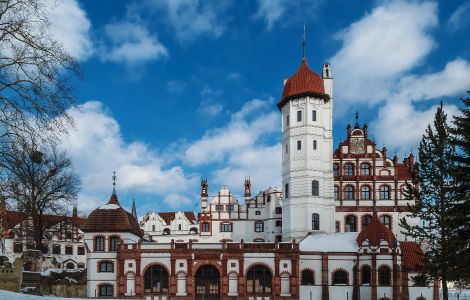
65, 262, 75, 269
360, 163, 370, 176
344, 185, 355, 200
162, 228, 170, 235
144, 265, 169, 294
99, 284, 113, 297
380, 215, 392, 229
380, 185, 391, 200
361, 185, 371, 200
332, 270, 348, 285
378, 265, 391, 286
189, 227, 198, 234
247, 265, 272, 295
361, 265, 371, 285
345, 215, 357, 232
195, 264, 220, 300
301, 270, 314, 285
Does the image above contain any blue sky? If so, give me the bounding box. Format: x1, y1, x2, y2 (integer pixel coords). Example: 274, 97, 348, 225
46, 0, 470, 215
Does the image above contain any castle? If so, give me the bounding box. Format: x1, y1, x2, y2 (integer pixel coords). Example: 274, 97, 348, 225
80, 51, 437, 300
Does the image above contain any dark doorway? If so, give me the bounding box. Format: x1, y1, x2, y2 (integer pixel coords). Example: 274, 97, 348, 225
195, 265, 220, 300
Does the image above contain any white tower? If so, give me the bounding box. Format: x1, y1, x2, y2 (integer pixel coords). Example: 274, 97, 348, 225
279, 45, 335, 240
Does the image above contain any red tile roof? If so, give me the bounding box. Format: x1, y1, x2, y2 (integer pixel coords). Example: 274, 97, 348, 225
396, 163, 412, 180
278, 58, 329, 109
401, 241, 425, 272
82, 192, 142, 237
158, 212, 197, 225
357, 213, 396, 247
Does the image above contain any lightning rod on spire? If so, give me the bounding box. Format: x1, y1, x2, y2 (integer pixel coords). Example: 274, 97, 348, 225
302, 23, 306, 59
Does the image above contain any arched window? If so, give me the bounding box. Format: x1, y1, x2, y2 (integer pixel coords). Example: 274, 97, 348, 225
345, 215, 357, 232
144, 265, 169, 294
99, 261, 113, 272
360, 163, 370, 176
334, 186, 339, 200
380, 215, 391, 229
247, 265, 272, 294
361, 265, 371, 284
380, 185, 390, 200
312, 180, 319, 196
178, 224, 182, 230
332, 270, 348, 285
65, 262, 75, 269
344, 185, 355, 200
378, 266, 391, 286
344, 163, 354, 176
333, 164, 339, 176
189, 227, 198, 234
95, 236, 104, 252
361, 185, 370, 200
312, 213, 320, 230
109, 236, 119, 251
99, 284, 113, 297
255, 221, 264, 232
362, 215, 372, 229
301, 270, 314, 285
162, 228, 170, 235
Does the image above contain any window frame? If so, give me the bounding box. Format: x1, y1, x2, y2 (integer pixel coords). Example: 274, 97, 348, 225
345, 215, 357, 232
361, 185, 370, 200
95, 236, 105, 252
99, 261, 114, 273
221, 222, 233, 232
332, 270, 348, 285
344, 185, 355, 200
297, 110, 302, 122
99, 284, 113, 297
109, 236, 119, 252
311, 180, 319, 196
360, 163, 371, 176
313, 140, 317, 150
201, 222, 210, 232
344, 163, 355, 176
378, 265, 391, 286
380, 185, 391, 200
301, 270, 314, 285
297, 140, 301, 150
312, 213, 320, 231
254, 221, 264, 232
65, 245, 73, 255
312, 110, 317, 122
333, 164, 340, 176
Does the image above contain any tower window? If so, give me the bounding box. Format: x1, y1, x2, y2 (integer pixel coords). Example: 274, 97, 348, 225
297, 140, 301, 150
297, 110, 302, 122
284, 183, 289, 198
312, 110, 317, 121
312, 213, 320, 230
286, 115, 290, 127
313, 140, 317, 150
285, 144, 288, 154
312, 180, 319, 196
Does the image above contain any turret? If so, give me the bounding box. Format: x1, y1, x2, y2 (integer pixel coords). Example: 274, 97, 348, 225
201, 178, 208, 210
322, 62, 333, 98
244, 178, 251, 203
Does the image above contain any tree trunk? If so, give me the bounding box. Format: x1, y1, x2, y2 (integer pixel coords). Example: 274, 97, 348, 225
442, 275, 448, 300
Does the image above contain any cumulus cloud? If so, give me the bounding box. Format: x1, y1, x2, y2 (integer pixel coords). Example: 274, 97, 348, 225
331, 1, 438, 113
101, 20, 168, 65
62, 101, 197, 212
46, 0, 93, 60
164, 193, 192, 209
185, 98, 281, 196
145, 0, 230, 42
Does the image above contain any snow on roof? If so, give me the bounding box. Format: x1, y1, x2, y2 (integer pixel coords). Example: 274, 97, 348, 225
98, 203, 120, 210
300, 232, 359, 252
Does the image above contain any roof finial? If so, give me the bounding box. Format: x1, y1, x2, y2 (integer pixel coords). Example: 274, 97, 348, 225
112, 170, 116, 195
354, 111, 360, 129
302, 22, 306, 59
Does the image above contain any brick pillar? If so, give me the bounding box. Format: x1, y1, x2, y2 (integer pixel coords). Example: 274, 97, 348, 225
221, 257, 228, 295
135, 257, 142, 296
401, 271, 410, 300
291, 257, 299, 297
187, 257, 193, 298
321, 254, 329, 300
371, 253, 377, 300
170, 258, 176, 296
239, 258, 245, 297
392, 252, 401, 300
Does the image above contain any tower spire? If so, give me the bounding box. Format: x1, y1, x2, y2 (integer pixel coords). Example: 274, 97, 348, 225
302, 23, 307, 59
112, 170, 116, 196
354, 111, 360, 129
131, 199, 137, 219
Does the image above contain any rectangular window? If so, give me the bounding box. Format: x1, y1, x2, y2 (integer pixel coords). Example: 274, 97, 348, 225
65, 245, 73, 255
312, 180, 319, 196
275, 207, 282, 214
255, 210, 261, 215
52, 244, 61, 254
297, 110, 302, 122
77, 246, 85, 255
286, 115, 290, 127
13, 242, 23, 253
228, 205, 234, 212
284, 183, 289, 198
336, 222, 340, 233
276, 220, 282, 227
312, 110, 317, 121
313, 140, 317, 150
221, 223, 233, 232
201, 222, 210, 232
297, 140, 301, 150
255, 222, 264, 232
285, 144, 288, 154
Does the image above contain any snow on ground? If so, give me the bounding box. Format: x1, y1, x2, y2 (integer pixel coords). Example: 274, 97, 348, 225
0, 289, 131, 300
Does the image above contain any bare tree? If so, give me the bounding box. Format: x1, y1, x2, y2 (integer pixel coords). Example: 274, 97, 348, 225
0, 0, 80, 138
0, 131, 80, 250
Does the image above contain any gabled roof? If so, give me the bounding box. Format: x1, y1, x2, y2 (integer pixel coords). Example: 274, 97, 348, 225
82, 190, 142, 237
277, 58, 329, 109
157, 212, 196, 225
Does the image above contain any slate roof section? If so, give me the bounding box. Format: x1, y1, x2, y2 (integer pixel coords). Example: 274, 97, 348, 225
82, 191, 143, 237
278, 58, 329, 109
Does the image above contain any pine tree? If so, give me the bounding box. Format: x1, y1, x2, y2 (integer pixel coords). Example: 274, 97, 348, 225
449, 91, 470, 280
400, 103, 460, 300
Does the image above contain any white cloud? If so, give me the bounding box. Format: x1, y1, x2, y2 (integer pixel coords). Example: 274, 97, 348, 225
62, 101, 197, 212
101, 20, 168, 65
448, 2, 470, 32
164, 193, 193, 209
255, 0, 286, 30
330, 1, 438, 114
46, 0, 93, 60
200, 102, 223, 117
146, 0, 229, 42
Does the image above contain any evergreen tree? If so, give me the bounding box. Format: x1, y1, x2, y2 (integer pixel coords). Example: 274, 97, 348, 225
449, 91, 470, 280
400, 103, 460, 300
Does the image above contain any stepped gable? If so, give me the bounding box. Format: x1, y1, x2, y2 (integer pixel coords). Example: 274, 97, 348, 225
158, 212, 197, 225
277, 58, 329, 109
82, 188, 142, 237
